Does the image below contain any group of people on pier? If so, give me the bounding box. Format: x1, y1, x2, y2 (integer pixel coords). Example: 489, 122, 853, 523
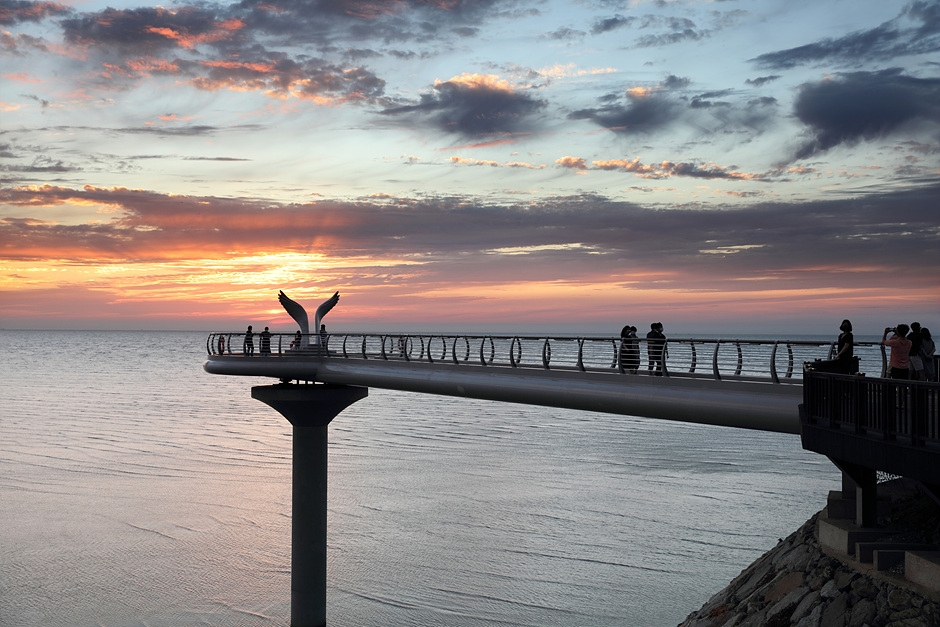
615, 319, 936, 382
821, 318, 935, 381
881, 321, 935, 381
618, 322, 666, 375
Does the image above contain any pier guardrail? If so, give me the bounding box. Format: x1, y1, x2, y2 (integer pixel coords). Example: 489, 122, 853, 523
207, 333, 890, 384
802, 367, 940, 446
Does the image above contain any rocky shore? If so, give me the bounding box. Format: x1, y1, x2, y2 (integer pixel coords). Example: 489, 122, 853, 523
677, 480, 940, 627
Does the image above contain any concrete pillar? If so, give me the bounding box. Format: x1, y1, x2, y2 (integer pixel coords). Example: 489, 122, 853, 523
829, 457, 878, 528
854, 466, 878, 528
252, 383, 368, 627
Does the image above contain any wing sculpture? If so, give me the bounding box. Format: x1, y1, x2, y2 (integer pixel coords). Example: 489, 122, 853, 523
314, 291, 340, 341
279, 290, 309, 346
278, 290, 340, 347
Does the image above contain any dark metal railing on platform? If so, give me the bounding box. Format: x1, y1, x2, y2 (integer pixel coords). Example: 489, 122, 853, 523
802, 367, 940, 447
207, 332, 889, 384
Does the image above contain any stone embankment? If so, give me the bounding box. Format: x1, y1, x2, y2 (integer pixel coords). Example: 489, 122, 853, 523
678, 480, 940, 627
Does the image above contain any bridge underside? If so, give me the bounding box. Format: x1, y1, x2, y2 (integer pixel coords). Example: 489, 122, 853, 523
205, 356, 802, 434
801, 421, 940, 488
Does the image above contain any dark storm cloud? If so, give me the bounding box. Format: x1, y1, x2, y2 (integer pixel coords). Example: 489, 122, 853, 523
591, 14, 634, 34
751, 2, 940, 70
22, 94, 50, 108
662, 74, 690, 89
181, 53, 387, 103
544, 26, 585, 40
634, 16, 705, 47
568, 80, 684, 135
588, 11, 708, 47
380, 76, 546, 137
48, 0, 518, 103
0, 31, 49, 54
689, 89, 733, 109
2, 182, 938, 285
113, 125, 229, 136
745, 75, 780, 87
60, 6, 225, 52
0, 0, 70, 25
55, 3, 388, 103
233, 0, 504, 45
0, 157, 73, 172
791, 69, 940, 160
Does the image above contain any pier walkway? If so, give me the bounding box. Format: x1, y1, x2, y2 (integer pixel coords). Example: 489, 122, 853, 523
205, 332, 889, 433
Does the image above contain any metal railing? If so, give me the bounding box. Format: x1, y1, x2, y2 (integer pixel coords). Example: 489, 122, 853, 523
802, 366, 940, 447
207, 332, 890, 384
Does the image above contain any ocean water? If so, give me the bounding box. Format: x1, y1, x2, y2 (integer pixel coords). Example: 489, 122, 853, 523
0, 330, 840, 627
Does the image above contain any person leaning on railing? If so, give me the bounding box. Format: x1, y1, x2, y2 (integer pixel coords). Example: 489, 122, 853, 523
882, 324, 912, 380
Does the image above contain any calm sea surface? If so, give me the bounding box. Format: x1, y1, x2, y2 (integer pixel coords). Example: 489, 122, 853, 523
0, 330, 840, 627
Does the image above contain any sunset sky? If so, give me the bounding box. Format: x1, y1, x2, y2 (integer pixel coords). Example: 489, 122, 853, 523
1, 0, 938, 334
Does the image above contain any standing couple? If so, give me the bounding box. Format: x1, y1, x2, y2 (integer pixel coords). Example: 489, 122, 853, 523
619, 322, 666, 375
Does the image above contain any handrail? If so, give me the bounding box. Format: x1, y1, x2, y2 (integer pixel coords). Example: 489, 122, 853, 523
803, 367, 940, 445
206, 332, 890, 384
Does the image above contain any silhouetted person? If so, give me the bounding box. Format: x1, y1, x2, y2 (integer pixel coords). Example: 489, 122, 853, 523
882, 324, 911, 380
908, 322, 925, 380
647, 322, 666, 376
244, 325, 255, 356
217, 334, 225, 355
291, 330, 302, 350
832, 319, 854, 374
921, 328, 936, 382
619, 325, 640, 374
260, 326, 272, 355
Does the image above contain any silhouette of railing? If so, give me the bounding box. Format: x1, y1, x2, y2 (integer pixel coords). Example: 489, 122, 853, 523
207, 333, 889, 384
802, 368, 940, 446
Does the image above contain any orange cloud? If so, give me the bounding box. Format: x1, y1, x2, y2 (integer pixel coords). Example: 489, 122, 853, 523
437, 73, 514, 93
2, 73, 40, 83
555, 155, 587, 170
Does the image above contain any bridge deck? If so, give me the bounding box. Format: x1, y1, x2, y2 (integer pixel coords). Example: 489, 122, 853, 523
204, 333, 892, 434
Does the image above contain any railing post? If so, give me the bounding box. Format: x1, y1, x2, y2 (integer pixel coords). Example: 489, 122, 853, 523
854, 376, 864, 435
712, 341, 721, 381
883, 380, 894, 440
770, 342, 779, 384
912, 384, 926, 447
826, 373, 837, 429
661, 340, 669, 377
